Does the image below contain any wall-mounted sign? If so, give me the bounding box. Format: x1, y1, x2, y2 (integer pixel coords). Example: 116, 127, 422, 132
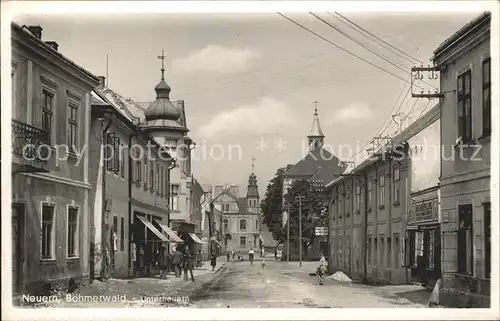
315, 226, 328, 236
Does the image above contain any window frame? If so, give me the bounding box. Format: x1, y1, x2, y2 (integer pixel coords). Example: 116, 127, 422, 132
41, 88, 55, 145
482, 57, 491, 136
457, 69, 472, 142
170, 184, 180, 211
67, 206, 79, 258
378, 171, 385, 208
41, 203, 56, 260
457, 204, 473, 275
67, 100, 79, 153
120, 216, 125, 251
240, 236, 246, 247
393, 166, 401, 204
239, 219, 247, 231
367, 177, 372, 211
484, 202, 491, 279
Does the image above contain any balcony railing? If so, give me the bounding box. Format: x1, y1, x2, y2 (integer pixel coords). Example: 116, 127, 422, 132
12, 119, 50, 166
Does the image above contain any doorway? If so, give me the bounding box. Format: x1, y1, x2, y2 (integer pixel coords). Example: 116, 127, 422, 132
12, 203, 25, 294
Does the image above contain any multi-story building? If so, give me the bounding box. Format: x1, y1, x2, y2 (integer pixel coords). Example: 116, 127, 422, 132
186, 176, 206, 254
282, 108, 343, 260
431, 12, 491, 307
11, 23, 100, 295
405, 106, 441, 288
327, 103, 443, 284
89, 76, 179, 279
211, 169, 262, 256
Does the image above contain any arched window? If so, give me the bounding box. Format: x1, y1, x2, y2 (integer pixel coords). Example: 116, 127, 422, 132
239, 219, 247, 231
223, 219, 228, 231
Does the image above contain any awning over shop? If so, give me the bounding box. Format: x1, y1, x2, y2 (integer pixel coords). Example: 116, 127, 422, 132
189, 233, 206, 244
155, 219, 184, 243
136, 215, 168, 242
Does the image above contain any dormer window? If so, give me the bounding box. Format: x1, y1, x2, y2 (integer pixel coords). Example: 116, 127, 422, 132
165, 138, 178, 158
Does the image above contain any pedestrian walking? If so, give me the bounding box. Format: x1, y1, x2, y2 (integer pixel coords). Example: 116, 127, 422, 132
274, 248, 277, 260
172, 247, 183, 278
248, 248, 254, 265
183, 249, 195, 282
158, 244, 170, 279
316, 252, 326, 285
231, 249, 235, 260
226, 251, 230, 262
210, 253, 217, 271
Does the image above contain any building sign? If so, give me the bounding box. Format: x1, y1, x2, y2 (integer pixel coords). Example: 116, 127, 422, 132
410, 200, 438, 223
315, 226, 328, 236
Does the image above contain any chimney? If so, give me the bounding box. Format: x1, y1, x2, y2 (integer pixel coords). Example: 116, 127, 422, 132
230, 185, 239, 197
27, 26, 43, 39
45, 41, 59, 51
98, 76, 106, 86
214, 185, 223, 197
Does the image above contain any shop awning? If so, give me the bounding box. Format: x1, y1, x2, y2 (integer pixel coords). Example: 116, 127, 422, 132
136, 215, 168, 242
189, 233, 206, 244
155, 220, 184, 243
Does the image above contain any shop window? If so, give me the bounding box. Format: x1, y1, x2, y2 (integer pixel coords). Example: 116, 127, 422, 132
457, 204, 473, 274
427, 230, 434, 269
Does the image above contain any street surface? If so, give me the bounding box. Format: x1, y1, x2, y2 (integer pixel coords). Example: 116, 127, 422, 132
185, 260, 429, 308
31, 259, 431, 308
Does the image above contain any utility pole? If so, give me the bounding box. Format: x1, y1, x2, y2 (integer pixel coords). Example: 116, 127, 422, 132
209, 202, 214, 258
286, 203, 290, 263
296, 195, 305, 267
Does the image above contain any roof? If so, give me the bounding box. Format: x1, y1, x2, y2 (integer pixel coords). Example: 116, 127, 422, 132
308, 108, 325, 137
136, 100, 188, 132
432, 11, 491, 60
285, 147, 344, 181
325, 103, 440, 188
12, 23, 100, 86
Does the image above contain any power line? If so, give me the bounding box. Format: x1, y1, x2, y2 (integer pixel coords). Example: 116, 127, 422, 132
333, 12, 423, 65
277, 12, 424, 90
310, 12, 411, 73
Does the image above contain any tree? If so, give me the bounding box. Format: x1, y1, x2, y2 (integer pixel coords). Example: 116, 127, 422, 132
284, 179, 328, 247
260, 167, 289, 243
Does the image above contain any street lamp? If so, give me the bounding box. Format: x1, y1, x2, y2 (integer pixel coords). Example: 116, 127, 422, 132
295, 195, 305, 267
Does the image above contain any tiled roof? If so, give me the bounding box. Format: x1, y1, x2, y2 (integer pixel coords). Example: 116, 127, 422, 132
285, 147, 343, 179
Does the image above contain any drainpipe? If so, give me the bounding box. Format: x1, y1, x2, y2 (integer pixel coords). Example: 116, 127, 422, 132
100, 116, 112, 281
127, 133, 137, 276
167, 159, 176, 254
363, 170, 368, 282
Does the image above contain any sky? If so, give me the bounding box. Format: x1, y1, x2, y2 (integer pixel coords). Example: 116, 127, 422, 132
16, 11, 480, 198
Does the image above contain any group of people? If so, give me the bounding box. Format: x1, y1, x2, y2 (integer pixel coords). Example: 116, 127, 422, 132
225, 248, 259, 264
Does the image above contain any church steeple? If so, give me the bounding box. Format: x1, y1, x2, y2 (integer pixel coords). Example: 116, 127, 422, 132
144, 49, 181, 122
246, 157, 259, 199
307, 101, 325, 151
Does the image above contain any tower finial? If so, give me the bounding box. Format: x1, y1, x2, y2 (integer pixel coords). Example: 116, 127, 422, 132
251, 156, 256, 174
157, 49, 166, 80
313, 100, 319, 115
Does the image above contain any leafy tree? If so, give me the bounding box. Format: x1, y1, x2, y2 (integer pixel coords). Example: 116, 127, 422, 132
284, 179, 328, 246
260, 166, 290, 243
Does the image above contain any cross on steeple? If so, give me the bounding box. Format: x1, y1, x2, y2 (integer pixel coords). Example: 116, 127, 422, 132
313, 101, 319, 114
251, 156, 256, 173
157, 49, 166, 80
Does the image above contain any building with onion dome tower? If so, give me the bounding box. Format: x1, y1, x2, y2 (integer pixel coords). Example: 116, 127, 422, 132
138, 50, 201, 253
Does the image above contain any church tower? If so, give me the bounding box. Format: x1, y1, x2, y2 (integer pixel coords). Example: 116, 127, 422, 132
307, 102, 325, 151
246, 157, 260, 214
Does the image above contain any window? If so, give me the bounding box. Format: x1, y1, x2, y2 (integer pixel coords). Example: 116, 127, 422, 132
457, 204, 473, 274
41, 204, 55, 260
165, 139, 178, 158
67, 207, 78, 258
367, 177, 372, 210
114, 137, 120, 174
120, 217, 125, 251
394, 234, 400, 269
484, 202, 491, 278
224, 204, 230, 212
393, 166, 400, 204
482, 58, 491, 135
427, 230, 434, 269
170, 184, 179, 211
380, 236, 385, 267
240, 236, 246, 247
120, 144, 125, 178
42, 89, 54, 144
143, 162, 148, 190
367, 236, 372, 265
135, 161, 142, 183
378, 172, 385, 207
223, 219, 228, 231
256, 220, 259, 230
149, 161, 154, 191
67, 102, 78, 152
373, 238, 378, 265
387, 237, 392, 268
415, 231, 424, 265
355, 185, 361, 213
240, 219, 247, 230
457, 70, 472, 142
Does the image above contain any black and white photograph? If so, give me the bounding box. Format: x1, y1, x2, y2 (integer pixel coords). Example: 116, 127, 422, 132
1, 1, 498, 320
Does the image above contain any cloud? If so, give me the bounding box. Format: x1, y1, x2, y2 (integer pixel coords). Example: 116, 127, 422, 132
199, 97, 296, 137
329, 103, 374, 124
172, 45, 259, 74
